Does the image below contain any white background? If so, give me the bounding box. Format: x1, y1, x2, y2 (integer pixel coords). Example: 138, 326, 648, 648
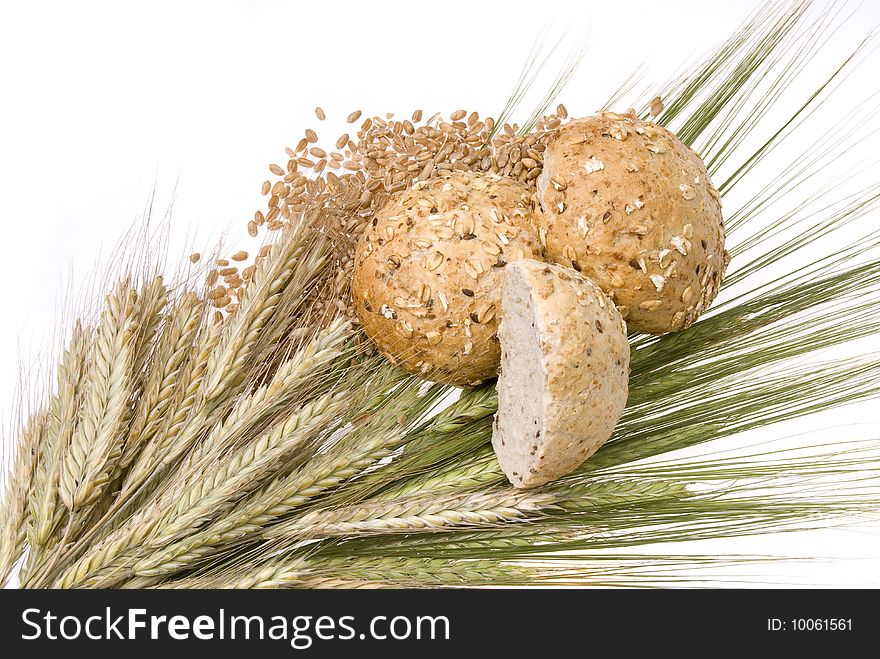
1, 0, 878, 586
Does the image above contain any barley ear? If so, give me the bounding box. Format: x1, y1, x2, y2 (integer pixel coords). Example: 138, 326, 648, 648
130, 276, 168, 382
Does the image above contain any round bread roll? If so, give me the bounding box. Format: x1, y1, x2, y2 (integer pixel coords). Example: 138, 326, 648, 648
492, 259, 629, 488
352, 172, 543, 386
536, 111, 729, 334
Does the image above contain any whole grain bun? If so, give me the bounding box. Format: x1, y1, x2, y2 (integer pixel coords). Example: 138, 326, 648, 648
352, 172, 543, 386
536, 112, 729, 334
492, 259, 629, 488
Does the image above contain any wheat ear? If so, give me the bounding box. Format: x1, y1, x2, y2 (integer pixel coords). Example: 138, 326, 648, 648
124, 366, 420, 580
374, 452, 501, 500
121, 226, 330, 505
117, 318, 348, 538
0, 411, 47, 585
49, 500, 164, 589
201, 222, 328, 403
28, 309, 218, 588
312, 383, 497, 505
164, 318, 351, 471
118, 291, 202, 471
271, 479, 685, 543
129, 276, 168, 386
148, 392, 345, 546
27, 323, 90, 555
264, 489, 558, 540
58, 280, 139, 512
245, 375, 442, 514
190, 556, 530, 589
54, 392, 345, 588
301, 556, 533, 588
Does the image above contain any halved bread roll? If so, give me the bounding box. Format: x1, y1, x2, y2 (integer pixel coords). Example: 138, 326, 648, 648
492, 259, 630, 488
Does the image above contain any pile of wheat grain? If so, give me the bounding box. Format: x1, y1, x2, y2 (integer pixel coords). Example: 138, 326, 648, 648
193, 106, 567, 324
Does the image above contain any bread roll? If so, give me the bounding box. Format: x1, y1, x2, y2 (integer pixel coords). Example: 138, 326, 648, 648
492, 259, 629, 488
536, 112, 728, 334
352, 172, 543, 386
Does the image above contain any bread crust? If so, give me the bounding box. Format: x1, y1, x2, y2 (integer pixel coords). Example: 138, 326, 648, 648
352, 172, 543, 386
493, 259, 629, 488
536, 112, 728, 334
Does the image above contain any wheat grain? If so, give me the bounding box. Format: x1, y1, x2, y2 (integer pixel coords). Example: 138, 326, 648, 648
221, 105, 565, 318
